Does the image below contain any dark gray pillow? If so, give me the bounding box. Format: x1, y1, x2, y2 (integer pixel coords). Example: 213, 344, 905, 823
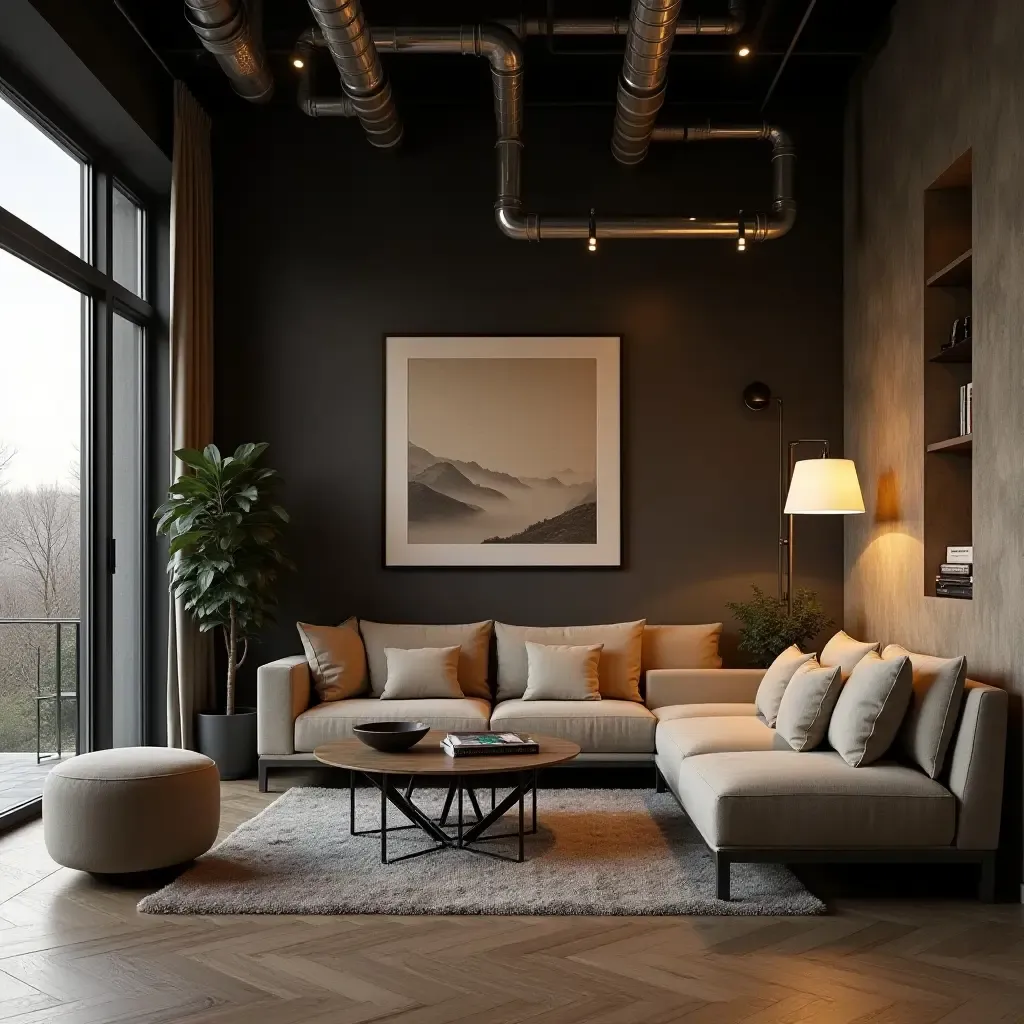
774, 658, 843, 751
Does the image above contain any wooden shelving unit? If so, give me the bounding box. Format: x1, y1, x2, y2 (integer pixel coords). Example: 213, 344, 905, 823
923, 151, 972, 599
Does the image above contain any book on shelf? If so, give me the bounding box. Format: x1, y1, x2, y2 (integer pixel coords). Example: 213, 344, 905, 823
936, 582, 973, 599
947, 545, 973, 564
960, 385, 966, 435
441, 732, 539, 757
937, 574, 973, 584
939, 562, 972, 576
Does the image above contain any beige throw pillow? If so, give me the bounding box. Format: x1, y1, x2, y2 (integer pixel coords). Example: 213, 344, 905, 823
380, 646, 463, 700
495, 621, 644, 702
828, 651, 913, 767
884, 644, 967, 778
774, 658, 843, 752
641, 624, 723, 671
522, 642, 603, 701
754, 645, 816, 726
296, 618, 368, 701
359, 621, 492, 699
820, 630, 881, 680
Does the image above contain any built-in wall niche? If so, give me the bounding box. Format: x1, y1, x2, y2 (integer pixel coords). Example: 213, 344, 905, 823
923, 150, 972, 598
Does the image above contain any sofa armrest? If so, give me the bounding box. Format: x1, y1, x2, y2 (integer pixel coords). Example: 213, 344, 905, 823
257, 656, 311, 755
645, 669, 765, 711
948, 679, 1007, 850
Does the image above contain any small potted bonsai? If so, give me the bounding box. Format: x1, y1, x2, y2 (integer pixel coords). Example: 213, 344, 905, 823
156, 443, 292, 778
726, 585, 832, 667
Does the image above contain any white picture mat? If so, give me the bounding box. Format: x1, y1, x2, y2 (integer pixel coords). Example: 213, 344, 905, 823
385, 336, 621, 567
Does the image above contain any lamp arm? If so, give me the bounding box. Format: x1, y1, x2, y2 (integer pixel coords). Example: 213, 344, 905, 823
784, 439, 830, 615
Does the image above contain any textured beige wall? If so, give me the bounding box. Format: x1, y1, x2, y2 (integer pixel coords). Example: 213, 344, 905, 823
845, 0, 1024, 869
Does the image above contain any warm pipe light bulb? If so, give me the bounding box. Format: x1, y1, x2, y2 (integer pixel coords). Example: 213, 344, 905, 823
587, 207, 597, 252
737, 237, 746, 251
738, 45, 751, 57
292, 57, 305, 69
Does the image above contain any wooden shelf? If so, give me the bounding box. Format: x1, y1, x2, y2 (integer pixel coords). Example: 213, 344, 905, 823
930, 337, 972, 363
926, 248, 972, 287
926, 433, 972, 454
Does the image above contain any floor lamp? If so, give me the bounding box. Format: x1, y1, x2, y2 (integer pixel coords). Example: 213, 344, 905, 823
743, 382, 865, 614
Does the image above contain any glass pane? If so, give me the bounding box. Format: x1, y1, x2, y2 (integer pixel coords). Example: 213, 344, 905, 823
112, 185, 144, 297
0, 94, 84, 257
111, 314, 143, 746
0, 249, 82, 810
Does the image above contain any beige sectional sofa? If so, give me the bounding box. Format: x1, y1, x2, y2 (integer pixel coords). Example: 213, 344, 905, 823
256, 620, 1007, 901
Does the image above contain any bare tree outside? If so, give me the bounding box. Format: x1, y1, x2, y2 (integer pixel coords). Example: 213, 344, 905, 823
0, 441, 14, 489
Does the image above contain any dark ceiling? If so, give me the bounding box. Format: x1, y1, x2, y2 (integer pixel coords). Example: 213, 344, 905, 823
121, 0, 896, 115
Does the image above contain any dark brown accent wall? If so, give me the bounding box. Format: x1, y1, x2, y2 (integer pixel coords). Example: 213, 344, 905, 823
844, 0, 1023, 888
213, 103, 844, 681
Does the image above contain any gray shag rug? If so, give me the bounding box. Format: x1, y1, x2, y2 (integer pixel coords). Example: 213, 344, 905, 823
138, 787, 825, 917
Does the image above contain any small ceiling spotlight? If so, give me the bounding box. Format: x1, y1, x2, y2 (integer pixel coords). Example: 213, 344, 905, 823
737, 45, 751, 57
292, 57, 305, 69
587, 208, 597, 252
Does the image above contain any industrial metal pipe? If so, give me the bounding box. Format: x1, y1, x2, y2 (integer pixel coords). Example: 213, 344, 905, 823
183, 0, 274, 102
498, 6, 745, 38
611, 0, 744, 165
305, 0, 402, 147
296, 28, 354, 116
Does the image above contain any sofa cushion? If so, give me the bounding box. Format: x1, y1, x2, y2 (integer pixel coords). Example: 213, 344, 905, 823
293, 697, 490, 752
296, 618, 367, 702
381, 646, 463, 700
820, 630, 880, 680
523, 642, 603, 701
774, 659, 843, 751
678, 750, 955, 849
754, 645, 815, 726
495, 621, 645, 702
884, 644, 967, 779
828, 651, 913, 767
653, 703, 758, 723
490, 698, 655, 753
359, 621, 492, 699
641, 624, 722, 672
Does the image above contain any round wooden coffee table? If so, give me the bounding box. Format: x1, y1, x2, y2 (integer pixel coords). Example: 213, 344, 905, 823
315, 731, 580, 864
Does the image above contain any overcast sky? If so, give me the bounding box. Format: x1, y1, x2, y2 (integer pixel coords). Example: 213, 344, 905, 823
0, 94, 82, 490
408, 357, 597, 480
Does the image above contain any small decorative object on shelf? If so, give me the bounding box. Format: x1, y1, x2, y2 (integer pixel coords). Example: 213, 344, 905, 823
947, 545, 973, 564
938, 546, 973, 599
959, 382, 973, 435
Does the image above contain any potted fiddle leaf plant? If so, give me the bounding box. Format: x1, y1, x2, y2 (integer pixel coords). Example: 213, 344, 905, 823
156, 443, 292, 779
726, 585, 831, 668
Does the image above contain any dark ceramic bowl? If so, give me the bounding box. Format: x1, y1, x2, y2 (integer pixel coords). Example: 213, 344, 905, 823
353, 721, 430, 753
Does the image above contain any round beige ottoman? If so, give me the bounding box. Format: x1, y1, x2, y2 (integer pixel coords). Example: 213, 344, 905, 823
43, 747, 220, 874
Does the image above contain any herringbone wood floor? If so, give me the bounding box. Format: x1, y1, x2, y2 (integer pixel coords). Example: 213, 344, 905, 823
1, 778, 1023, 1023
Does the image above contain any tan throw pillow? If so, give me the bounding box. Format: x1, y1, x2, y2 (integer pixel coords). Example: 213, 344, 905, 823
495, 621, 644, 702
359, 621, 492, 699
774, 658, 843, 752
380, 646, 463, 700
754, 645, 816, 726
296, 618, 368, 701
522, 642, 603, 701
820, 630, 881, 680
641, 624, 723, 671
884, 644, 967, 778
828, 651, 913, 767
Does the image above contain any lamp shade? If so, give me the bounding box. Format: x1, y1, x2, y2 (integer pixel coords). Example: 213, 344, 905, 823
784, 458, 865, 515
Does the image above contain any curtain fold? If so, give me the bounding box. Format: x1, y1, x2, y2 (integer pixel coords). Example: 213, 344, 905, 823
166, 82, 215, 749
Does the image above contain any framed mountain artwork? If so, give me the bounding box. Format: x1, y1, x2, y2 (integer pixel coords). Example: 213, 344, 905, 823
384, 336, 621, 567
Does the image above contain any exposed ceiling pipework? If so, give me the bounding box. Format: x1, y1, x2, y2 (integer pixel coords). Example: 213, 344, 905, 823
612, 0, 744, 165
304, 0, 402, 148
182, 0, 273, 102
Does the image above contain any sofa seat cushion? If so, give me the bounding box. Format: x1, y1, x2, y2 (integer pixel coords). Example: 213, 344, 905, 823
655, 716, 782, 791
653, 703, 758, 723
293, 698, 491, 752
678, 751, 955, 850
490, 698, 656, 753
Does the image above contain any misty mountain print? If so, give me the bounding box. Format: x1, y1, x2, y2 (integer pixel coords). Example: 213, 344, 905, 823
407, 442, 595, 544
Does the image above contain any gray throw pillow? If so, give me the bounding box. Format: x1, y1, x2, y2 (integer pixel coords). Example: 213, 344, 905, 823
820, 629, 880, 680
522, 642, 603, 701
380, 646, 463, 699
884, 644, 967, 778
296, 617, 368, 701
828, 651, 913, 767
754, 645, 816, 726
774, 658, 843, 751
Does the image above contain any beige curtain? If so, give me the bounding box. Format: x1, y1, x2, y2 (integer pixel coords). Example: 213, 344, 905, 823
166, 82, 215, 749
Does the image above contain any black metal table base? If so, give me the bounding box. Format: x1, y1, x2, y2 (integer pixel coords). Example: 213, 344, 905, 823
350, 771, 538, 864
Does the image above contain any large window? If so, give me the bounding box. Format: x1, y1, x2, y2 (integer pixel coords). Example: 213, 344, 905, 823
0, 80, 156, 826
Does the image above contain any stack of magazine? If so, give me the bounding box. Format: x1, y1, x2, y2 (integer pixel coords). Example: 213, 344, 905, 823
441, 732, 539, 757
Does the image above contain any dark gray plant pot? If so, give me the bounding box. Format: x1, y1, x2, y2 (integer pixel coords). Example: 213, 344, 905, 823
196, 708, 257, 780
